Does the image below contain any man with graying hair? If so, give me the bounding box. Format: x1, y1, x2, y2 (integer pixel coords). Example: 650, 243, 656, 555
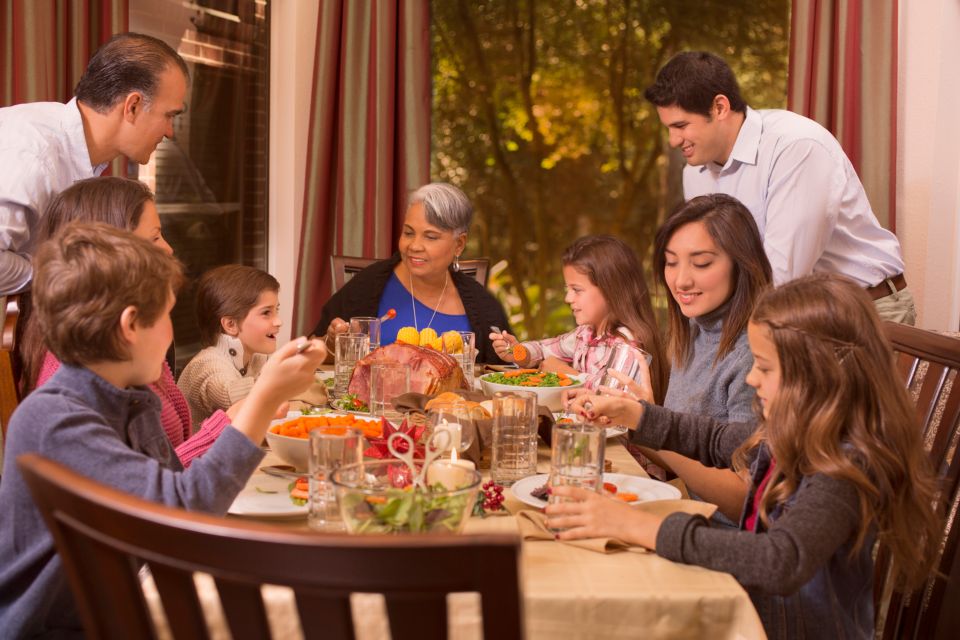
0, 32, 189, 294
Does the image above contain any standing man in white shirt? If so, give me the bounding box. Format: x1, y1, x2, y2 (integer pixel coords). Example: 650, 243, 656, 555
0, 32, 189, 294
644, 51, 914, 324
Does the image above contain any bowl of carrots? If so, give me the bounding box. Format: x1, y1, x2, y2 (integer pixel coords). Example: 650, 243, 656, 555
265, 412, 384, 471
479, 370, 585, 412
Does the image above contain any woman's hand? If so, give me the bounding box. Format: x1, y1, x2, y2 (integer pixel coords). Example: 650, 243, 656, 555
561, 387, 592, 410
323, 318, 350, 360
489, 330, 521, 363
544, 486, 663, 548
568, 392, 645, 430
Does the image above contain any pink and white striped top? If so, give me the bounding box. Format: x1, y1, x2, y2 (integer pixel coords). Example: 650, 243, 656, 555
520, 325, 637, 390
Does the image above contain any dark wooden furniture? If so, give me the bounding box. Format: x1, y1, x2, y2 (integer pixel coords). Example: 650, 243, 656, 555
0, 294, 22, 440
331, 255, 491, 293
876, 322, 960, 639
18, 453, 524, 640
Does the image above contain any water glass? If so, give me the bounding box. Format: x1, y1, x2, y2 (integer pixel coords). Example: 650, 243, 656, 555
308, 427, 363, 531
369, 362, 411, 420
349, 316, 381, 353
548, 420, 605, 526
334, 333, 368, 397
455, 331, 477, 382
426, 400, 476, 454
599, 343, 652, 391
490, 391, 538, 486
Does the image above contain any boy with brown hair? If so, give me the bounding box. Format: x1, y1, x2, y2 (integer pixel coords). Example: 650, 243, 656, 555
0, 222, 324, 637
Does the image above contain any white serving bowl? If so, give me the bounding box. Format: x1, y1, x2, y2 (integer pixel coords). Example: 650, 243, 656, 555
479, 372, 586, 412
264, 411, 380, 471
264, 430, 311, 471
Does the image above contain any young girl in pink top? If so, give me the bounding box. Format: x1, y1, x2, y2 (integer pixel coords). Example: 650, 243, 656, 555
489, 235, 667, 402
20, 177, 233, 467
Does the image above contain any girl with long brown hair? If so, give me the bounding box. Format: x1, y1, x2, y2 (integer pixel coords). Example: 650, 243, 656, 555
490, 234, 668, 403
549, 274, 941, 639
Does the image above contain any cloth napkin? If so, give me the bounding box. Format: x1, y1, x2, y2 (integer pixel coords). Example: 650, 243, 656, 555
288, 376, 329, 411
515, 499, 719, 554
393, 392, 555, 464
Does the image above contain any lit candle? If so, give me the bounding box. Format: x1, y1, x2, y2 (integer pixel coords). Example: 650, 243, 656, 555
426, 449, 477, 490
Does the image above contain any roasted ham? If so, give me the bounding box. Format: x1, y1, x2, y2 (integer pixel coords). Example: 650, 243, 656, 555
348, 342, 469, 403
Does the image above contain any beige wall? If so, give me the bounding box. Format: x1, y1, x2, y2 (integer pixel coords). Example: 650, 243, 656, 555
897, 0, 960, 331
269, 0, 319, 343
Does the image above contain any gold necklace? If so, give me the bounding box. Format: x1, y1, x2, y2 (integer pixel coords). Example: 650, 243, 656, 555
410, 272, 448, 332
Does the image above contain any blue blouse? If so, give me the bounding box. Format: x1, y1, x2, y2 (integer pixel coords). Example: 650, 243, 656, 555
378, 273, 471, 345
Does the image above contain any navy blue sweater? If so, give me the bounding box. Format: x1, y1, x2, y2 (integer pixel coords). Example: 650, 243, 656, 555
0, 364, 263, 638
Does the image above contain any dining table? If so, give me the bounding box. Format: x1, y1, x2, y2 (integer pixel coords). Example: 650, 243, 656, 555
144, 429, 766, 640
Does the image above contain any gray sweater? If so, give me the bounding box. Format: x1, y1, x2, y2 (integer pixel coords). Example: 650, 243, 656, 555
634, 404, 873, 639
663, 306, 756, 422
0, 364, 264, 638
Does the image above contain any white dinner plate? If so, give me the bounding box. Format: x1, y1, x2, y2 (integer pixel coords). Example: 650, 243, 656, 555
510, 472, 681, 510
228, 474, 308, 519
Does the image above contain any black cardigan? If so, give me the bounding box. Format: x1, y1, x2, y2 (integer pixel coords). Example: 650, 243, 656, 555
313, 254, 510, 364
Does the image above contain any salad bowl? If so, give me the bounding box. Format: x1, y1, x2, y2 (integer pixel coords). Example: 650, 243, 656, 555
332, 459, 480, 534
479, 371, 585, 411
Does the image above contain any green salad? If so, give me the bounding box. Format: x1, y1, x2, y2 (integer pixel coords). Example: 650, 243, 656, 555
340, 486, 475, 534
330, 393, 368, 412
482, 371, 575, 387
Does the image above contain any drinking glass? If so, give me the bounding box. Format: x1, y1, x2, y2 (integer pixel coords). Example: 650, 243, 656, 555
334, 333, 368, 397
425, 400, 476, 455
490, 391, 538, 486
548, 419, 605, 529
598, 343, 652, 392
455, 331, 477, 382
349, 316, 381, 354
308, 427, 363, 531
369, 362, 411, 420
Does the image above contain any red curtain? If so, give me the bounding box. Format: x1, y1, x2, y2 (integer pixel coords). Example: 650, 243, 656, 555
1, 0, 128, 105
292, 0, 431, 336
0, 0, 129, 175
788, 0, 898, 230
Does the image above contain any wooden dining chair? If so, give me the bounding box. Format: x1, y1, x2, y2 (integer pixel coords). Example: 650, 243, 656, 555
331, 255, 491, 292
875, 322, 960, 640
18, 453, 525, 640
0, 293, 23, 441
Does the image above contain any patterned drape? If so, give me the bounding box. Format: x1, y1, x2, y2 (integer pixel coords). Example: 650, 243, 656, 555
0, 0, 128, 175
292, 0, 431, 336
788, 0, 898, 230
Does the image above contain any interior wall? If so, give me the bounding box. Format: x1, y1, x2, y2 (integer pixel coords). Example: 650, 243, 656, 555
897, 0, 960, 331
268, 0, 319, 343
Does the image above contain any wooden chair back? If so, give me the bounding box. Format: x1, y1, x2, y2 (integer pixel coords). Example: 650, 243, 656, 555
0, 294, 23, 440
876, 322, 960, 639
331, 255, 490, 292
18, 453, 524, 640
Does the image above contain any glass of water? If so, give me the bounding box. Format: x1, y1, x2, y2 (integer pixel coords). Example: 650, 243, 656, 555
334, 333, 368, 397
548, 419, 605, 529
369, 362, 411, 420
349, 316, 381, 354
599, 343, 652, 392
452, 330, 476, 382
490, 391, 538, 486
308, 427, 363, 531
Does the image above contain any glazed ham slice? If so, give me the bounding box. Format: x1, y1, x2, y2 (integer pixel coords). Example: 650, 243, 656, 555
348, 342, 468, 403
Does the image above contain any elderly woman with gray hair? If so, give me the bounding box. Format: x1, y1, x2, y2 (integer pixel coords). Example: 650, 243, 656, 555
313, 182, 510, 363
